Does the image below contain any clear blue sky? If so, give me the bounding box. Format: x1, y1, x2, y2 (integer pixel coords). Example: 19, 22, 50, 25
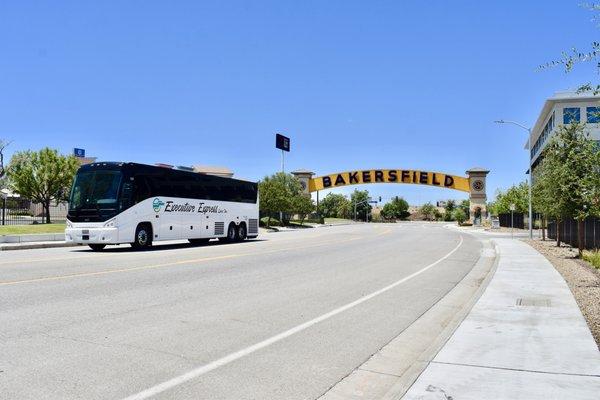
1, 1, 596, 205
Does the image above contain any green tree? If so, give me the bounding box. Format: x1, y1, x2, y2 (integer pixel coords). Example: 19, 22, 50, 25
380, 196, 410, 220
294, 195, 315, 225
419, 202, 436, 221
350, 189, 371, 221
452, 208, 467, 225
532, 160, 560, 241
535, 123, 600, 254
488, 182, 529, 215
443, 199, 457, 221
318, 193, 350, 218
337, 197, 353, 219
492, 182, 529, 215
532, 148, 572, 246
381, 202, 394, 220
8, 147, 79, 223
258, 172, 303, 227
459, 199, 470, 220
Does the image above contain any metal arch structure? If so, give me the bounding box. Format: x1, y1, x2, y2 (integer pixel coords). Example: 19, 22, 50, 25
307, 169, 470, 193
291, 167, 490, 224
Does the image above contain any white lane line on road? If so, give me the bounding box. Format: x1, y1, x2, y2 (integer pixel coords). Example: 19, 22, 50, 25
121, 234, 464, 400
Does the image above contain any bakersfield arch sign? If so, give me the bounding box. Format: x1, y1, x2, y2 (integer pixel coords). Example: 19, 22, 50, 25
308, 169, 470, 193
291, 167, 490, 222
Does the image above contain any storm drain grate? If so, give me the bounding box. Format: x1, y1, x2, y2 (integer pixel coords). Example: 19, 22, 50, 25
516, 298, 551, 307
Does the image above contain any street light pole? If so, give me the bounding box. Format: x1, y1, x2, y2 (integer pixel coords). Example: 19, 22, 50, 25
353, 199, 369, 222
494, 119, 533, 239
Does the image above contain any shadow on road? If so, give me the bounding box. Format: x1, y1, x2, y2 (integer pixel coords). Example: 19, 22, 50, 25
70, 239, 265, 253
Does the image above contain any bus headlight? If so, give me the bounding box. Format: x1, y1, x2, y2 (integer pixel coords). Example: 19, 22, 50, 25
103, 218, 116, 228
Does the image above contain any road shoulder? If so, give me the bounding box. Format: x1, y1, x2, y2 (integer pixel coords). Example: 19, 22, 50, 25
319, 238, 498, 400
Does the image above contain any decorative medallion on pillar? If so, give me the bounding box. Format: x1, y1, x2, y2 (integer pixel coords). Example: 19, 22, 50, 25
291, 169, 315, 197
466, 167, 490, 225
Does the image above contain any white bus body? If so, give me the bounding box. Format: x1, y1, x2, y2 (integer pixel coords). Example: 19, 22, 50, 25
66, 162, 259, 250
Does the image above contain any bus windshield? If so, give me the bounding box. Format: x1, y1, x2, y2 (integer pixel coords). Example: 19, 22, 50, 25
69, 170, 123, 210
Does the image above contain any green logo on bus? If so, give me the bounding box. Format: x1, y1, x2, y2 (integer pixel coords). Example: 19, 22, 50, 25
153, 198, 165, 213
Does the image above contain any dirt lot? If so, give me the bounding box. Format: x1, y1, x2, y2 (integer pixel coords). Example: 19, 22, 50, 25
525, 238, 600, 349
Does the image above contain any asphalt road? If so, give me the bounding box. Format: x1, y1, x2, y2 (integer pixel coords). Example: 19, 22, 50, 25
0, 223, 482, 400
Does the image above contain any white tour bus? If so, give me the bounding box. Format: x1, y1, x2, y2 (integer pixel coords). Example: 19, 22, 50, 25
66, 162, 259, 251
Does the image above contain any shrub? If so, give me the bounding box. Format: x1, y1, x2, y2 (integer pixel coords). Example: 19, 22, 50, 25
582, 250, 600, 269
452, 208, 467, 225
8, 209, 33, 216
260, 217, 281, 227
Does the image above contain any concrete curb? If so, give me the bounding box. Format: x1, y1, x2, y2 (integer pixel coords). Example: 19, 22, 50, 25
318, 237, 499, 400
0, 241, 79, 251
260, 222, 357, 233
0, 233, 65, 244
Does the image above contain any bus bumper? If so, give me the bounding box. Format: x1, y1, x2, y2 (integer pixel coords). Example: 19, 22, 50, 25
65, 227, 119, 244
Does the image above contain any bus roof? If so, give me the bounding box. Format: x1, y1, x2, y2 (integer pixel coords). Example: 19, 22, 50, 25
77, 162, 257, 185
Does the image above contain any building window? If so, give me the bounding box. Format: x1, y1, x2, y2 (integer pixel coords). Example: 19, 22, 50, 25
531, 112, 556, 160
587, 107, 600, 123
563, 107, 580, 124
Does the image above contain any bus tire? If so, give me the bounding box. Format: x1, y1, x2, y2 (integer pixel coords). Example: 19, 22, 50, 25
219, 222, 238, 243
237, 222, 247, 241
189, 238, 209, 245
132, 223, 153, 249
89, 244, 106, 251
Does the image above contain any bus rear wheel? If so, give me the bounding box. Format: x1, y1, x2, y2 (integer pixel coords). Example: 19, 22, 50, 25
237, 223, 247, 241
88, 244, 106, 251
131, 223, 152, 250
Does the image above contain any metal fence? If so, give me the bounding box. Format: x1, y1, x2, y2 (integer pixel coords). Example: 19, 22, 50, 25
1, 197, 68, 225
547, 217, 600, 250
498, 212, 525, 229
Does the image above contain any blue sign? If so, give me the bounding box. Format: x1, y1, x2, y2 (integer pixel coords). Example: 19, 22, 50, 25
73, 148, 85, 158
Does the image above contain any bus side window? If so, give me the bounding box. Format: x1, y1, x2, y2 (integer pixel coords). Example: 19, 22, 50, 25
120, 182, 134, 210
193, 176, 206, 199
134, 176, 151, 203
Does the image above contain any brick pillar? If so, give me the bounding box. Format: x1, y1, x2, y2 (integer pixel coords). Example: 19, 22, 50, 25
291, 169, 315, 197
466, 167, 490, 225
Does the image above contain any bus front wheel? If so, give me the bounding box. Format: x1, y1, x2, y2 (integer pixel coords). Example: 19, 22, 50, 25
219, 223, 238, 243
132, 223, 152, 249
89, 244, 106, 251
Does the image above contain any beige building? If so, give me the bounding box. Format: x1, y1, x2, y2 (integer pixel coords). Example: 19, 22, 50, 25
529, 91, 600, 171
192, 165, 234, 178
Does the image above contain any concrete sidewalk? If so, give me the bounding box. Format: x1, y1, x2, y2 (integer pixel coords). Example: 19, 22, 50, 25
402, 238, 600, 399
